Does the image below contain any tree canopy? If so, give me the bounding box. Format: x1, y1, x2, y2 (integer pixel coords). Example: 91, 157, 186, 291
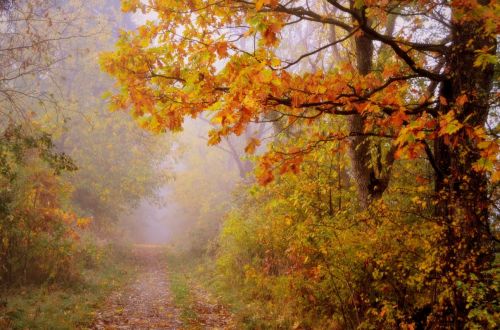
102, 0, 499, 328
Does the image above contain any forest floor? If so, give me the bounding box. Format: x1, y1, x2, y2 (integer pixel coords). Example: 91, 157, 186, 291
91, 245, 233, 330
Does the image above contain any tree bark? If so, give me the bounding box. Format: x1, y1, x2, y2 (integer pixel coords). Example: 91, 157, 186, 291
348, 10, 395, 208
430, 5, 496, 327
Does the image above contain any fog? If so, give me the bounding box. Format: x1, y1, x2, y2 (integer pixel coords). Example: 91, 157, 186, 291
0, 0, 326, 251
121, 116, 251, 249
124, 189, 173, 244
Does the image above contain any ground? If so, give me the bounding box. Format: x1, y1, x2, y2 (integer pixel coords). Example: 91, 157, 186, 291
91, 245, 232, 330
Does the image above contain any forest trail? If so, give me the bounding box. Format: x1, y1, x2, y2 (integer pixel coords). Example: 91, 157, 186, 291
91, 245, 183, 330
91, 245, 233, 330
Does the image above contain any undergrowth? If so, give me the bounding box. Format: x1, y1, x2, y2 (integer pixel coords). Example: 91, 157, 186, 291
0, 242, 137, 330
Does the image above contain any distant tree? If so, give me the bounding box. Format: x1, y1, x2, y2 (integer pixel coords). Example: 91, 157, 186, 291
0, 0, 94, 123
42, 0, 174, 232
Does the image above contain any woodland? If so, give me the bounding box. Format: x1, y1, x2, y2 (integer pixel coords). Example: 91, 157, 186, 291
0, 0, 499, 329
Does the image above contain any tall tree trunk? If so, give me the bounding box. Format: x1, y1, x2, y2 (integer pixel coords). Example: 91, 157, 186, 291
348, 14, 374, 208
430, 5, 496, 328
349, 10, 395, 208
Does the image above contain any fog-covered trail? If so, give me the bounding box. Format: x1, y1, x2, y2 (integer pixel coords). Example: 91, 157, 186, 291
92, 246, 182, 330
90, 245, 233, 330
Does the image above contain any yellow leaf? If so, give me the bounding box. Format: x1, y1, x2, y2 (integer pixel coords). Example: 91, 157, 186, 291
270, 57, 281, 67
255, 0, 265, 10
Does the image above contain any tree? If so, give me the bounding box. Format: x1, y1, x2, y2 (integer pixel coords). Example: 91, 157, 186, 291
40, 0, 174, 232
102, 1, 498, 327
0, 0, 90, 285
0, 123, 80, 285
0, 0, 94, 123
0, 0, 174, 287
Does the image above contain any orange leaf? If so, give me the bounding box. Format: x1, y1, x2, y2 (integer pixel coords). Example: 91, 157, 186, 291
456, 94, 468, 106
255, 0, 265, 10
245, 137, 261, 154
215, 41, 229, 58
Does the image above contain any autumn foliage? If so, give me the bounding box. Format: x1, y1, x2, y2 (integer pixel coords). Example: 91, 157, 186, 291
0, 0, 496, 328
0, 0, 171, 289
101, 0, 499, 328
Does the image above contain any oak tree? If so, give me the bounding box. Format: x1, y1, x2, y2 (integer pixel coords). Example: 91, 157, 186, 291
102, 1, 498, 327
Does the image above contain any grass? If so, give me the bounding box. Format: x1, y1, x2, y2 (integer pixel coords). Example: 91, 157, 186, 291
0, 245, 137, 330
169, 272, 198, 324
165, 250, 254, 329
164, 251, 203, 327
165, 249, 243, 329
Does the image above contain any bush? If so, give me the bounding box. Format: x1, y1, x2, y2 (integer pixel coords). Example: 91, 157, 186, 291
0, 125, 81, 286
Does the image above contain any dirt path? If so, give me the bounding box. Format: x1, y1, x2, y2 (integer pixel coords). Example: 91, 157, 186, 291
92, 246, 183, 330
91, 245, 234, 330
